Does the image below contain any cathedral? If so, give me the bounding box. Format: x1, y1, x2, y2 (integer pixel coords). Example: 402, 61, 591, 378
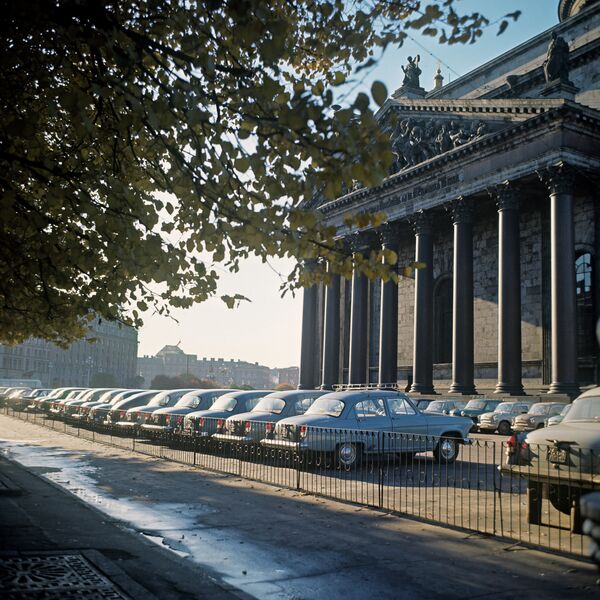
298, 0, 600, 399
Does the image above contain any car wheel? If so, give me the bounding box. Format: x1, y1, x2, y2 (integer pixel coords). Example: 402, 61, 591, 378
497, 421, 512, 436
335, 442, 360, 469
433, 437, 459, 464
549, 483, 580, 515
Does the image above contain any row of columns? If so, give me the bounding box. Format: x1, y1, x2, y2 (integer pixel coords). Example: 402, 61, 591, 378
299, 164, 580, 397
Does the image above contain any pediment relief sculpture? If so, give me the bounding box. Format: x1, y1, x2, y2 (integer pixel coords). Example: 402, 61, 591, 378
385, 117, 489, 174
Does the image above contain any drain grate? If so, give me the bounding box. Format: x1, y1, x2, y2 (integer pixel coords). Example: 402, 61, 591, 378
0, 553, 129, 599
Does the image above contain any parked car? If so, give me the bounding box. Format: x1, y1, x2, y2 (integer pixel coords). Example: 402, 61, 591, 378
546, 403, 572, 427
212, 390, 326, 444
69, 389, 127, 419
141, 389, 236, 432
86, 389, 146, 423
8, 388, 52, 411
478, 401, 533, 435
183, 390, 273, 437
423, 399, 468, 416
116, 389, 199, 430
412, 399, 432, 411
449, 399, 503, 429
260, 390, 473, 468
512, 402, 567, 432
504, 388, 600, 528
105, 391, 163, 425
30, 388, 86, 412
48, 389, 89, 415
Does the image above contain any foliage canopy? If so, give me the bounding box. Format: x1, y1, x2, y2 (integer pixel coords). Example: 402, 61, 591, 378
1, 0, 518, 345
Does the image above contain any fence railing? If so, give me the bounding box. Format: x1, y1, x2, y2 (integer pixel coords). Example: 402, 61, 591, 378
3, 404, 598, 559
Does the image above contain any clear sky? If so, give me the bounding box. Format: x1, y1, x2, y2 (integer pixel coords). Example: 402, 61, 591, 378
137, 0, 560, 368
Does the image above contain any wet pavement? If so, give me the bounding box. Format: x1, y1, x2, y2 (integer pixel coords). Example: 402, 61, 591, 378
0, 414, 599, 599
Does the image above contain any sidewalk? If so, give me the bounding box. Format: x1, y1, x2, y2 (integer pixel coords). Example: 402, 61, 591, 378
0, 413, 598, 599
0, 455, 241, 599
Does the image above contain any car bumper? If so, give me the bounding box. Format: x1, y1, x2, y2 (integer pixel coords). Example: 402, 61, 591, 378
212, 433, 252, 443
512, 423, 535, 432
260, 439, 307, 450
115, 421, 138, 428
141, 424, 173, 432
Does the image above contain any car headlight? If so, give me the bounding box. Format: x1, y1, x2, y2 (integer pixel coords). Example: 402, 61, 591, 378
529, 417, 536, 424
460, 411, 465, 416
491, 414, 498, 422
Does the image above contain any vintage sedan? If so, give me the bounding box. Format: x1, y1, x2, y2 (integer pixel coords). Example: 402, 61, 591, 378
423, 399, 468, 416
449, 399, 503, 428
71, 389, 128, 420
183, 390, 273, 437
141, 389, 236, 432
546, 403, 572, 427
86, 389, 146, 423
116, 389, 198, 429
260, 390, 473, 468
503, 388, 600, 529
512, 402, 567, 433
478, 401, 533, 435
105, 391, 162, 425
212, 390, 326, 444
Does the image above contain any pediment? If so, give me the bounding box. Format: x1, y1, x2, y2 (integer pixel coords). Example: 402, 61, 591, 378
378, 97, 567, 175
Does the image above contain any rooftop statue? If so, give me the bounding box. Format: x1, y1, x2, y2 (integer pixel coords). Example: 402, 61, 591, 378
543, 32, 571, 84
401, 55, 422, 89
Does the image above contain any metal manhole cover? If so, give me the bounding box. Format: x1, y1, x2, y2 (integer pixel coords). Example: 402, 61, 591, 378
0, 553, 129, 599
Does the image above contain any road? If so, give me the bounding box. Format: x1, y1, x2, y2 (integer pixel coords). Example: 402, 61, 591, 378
0, 413, 597, 599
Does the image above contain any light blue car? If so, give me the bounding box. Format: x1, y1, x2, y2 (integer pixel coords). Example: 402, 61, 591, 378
260, 390, 473, 468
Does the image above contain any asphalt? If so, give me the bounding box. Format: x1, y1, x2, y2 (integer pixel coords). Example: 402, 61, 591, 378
0, 455, 242, 599
0, 413, 599, 599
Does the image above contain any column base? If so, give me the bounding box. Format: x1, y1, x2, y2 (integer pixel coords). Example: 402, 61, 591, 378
448, 383, 477, 395
410, 383, 436, 394
320, 384, 335, 391
547, 382, 580, 398
494, 383, 525, 396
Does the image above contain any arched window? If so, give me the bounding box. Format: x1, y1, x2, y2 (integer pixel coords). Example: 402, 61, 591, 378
575, 252, 596, 359
434, 277, 453, 364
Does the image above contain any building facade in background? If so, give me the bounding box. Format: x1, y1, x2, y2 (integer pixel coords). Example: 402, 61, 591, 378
137, 345, 275, 389
0, 318, 138, 387
299, 0, 600, 398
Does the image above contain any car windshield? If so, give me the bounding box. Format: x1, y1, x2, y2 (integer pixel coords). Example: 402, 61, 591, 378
464, 400, 486, 410
560, 404, 571, 416
210, 396, 237, 412
149, 393, 171, 406
564, 397, 600, 422
252, 397, 286, 414
494, 403, 514, 413
424, 401, 446, 412
529, 404, 548, 416
176, 395, 201, 408
306, 398, 345, 417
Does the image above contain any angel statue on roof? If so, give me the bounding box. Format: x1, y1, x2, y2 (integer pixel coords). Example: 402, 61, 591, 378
402, 55, 422, 88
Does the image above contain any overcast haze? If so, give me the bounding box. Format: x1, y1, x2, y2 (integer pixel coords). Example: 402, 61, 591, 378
138, 0, 559, 368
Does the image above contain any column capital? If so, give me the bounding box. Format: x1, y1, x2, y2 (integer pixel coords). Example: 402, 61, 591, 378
378, 222, 401, 247
446, 196, 473, 224
488, 181, 519, 211
537, 162, 576, 195
347, 231, 375, 254
409, 210, 432, 235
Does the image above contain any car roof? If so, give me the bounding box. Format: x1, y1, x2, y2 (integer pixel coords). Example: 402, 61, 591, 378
576, 387, 600, 399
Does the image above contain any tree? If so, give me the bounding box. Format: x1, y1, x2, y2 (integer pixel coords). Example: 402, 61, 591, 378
275, 382, 295, 391
1, 1, 519, 346
150, 373, 221, 389
90, 371, 117, 387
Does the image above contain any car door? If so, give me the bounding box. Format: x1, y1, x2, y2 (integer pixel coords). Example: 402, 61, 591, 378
353, 397, 393, 452
387, 396, 430, 452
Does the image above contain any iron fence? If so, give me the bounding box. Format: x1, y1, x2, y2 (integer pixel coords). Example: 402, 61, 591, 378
3, 404, 597, 559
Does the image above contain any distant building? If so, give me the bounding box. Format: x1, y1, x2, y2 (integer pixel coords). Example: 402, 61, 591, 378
137, 345, 272, 389
273, 366, 300, 388
0, 318, 138, 388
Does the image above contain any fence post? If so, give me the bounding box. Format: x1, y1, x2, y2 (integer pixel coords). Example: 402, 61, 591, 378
378, 431, 384, 509
193, 436, 197, 466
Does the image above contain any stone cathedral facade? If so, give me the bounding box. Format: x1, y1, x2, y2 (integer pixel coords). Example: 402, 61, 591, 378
298, 0, 600, 398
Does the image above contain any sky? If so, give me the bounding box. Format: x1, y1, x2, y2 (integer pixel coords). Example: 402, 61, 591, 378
137, 0, 560, 368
